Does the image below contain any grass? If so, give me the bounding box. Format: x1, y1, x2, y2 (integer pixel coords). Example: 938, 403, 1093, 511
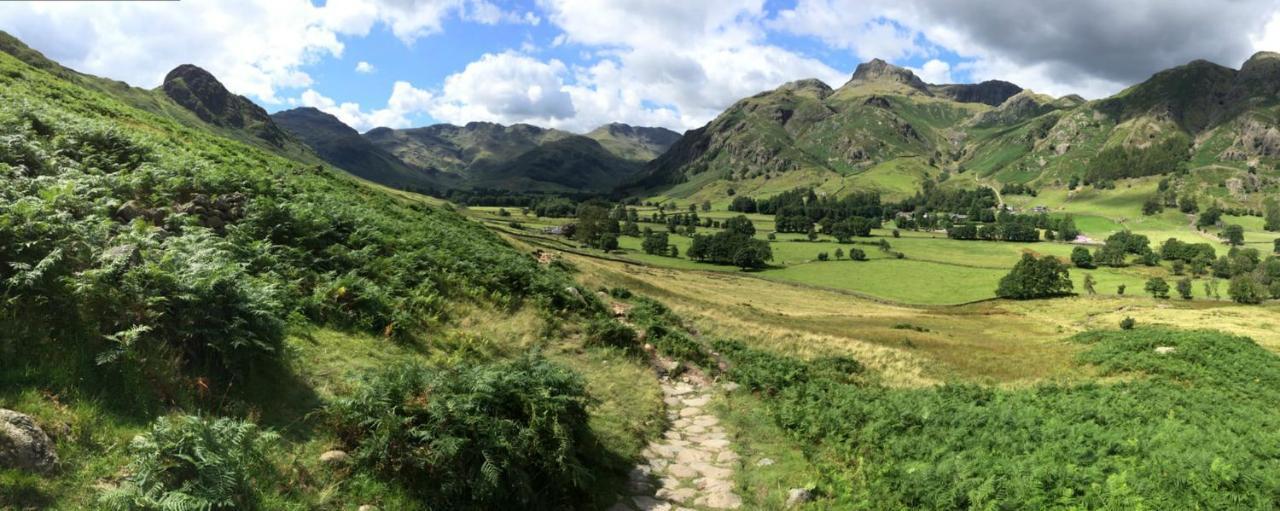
764, 259, 1005, 305
713, 392, 822, 510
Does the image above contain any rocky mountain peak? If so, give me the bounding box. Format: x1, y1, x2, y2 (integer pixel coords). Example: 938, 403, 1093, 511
847, 58, 928, 91
777, 78, 834, 99
162, 64, 288, 147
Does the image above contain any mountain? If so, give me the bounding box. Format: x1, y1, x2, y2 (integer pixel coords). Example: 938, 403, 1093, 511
629, 54, 1280, 206
362, 121, 666, 192
271, 107, 447, 191
586, 123, 682, 161
162, 64, 291, 148
0, 31, 319, 163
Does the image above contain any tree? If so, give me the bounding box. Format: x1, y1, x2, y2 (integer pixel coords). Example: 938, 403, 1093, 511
1071, 246, 1094, 268
1120, 317, 1136, 330
1117, 284, 1126, 296
1144, 277, 1170, 299
701, 200, 711, 212
622, 220, 641, 237
1275, 238, 1280, 254
642, 231, 670, 255
995, 254, 1073, 299
817, 252, 829, 261
834, 248, 844, 260
878, 239, 892, 252
1176, 278, 1193, 300
575, 202, 620, 250
1228, 274, 1265, 304
733, 243, 771, 270
1180, 195, 1199, 214
848, 248, 867, 261
1083, 273, 1097, 295
723, 215, 756, 237
728, 196, 757, 213
1171, 259, 1186, 275
1222, 224, 1245, 246
1266, 199, 1280, 231
1142, 196, 1164, 216
1196, 206, 1222, 229
806, 225, 818, 241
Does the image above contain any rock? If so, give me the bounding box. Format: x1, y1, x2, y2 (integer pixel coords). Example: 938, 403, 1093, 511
721, 381, 740, 392
358, 506, 378, 511
631, 495, 672, 511
1155, 346, 1176, 355
755, 457, 774, 467
786, 488, 813, 507
0, 409, 58, 474
318, 449, 349, 465
101, 244, 141, 269
114, 200, 145, 222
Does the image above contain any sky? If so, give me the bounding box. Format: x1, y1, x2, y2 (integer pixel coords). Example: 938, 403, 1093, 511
2, 0, 1280, 134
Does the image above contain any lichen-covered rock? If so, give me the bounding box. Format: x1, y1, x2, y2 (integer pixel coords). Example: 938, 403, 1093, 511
0, 409, 58, 474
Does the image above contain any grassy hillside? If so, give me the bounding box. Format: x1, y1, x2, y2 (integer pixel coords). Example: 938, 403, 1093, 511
0, 42, 664, 509
634, 54, 1280, 216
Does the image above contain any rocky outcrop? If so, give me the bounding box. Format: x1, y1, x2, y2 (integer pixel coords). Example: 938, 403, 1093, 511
776, 78, 834, 100
1222, 119, 1280, 160
163, 64, 290, 147
0, 409, 58, 474
932, 80, 1023, 106
842, 58, 930, 93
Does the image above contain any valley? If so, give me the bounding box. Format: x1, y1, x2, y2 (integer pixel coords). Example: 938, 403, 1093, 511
5, 14, 1280, 511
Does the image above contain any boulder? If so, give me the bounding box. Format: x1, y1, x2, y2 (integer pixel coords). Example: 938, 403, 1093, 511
786, 488, 813, 507
318, 449, 349, 465
0, 409, 58, 474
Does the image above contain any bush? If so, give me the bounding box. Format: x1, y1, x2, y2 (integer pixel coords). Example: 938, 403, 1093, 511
1119, 317, 1136, 330
646, 324, 711, 367
848, 248, 867, 261
584, 317, 639, 353
329, 356, 594, 509
99, 416, 279, 510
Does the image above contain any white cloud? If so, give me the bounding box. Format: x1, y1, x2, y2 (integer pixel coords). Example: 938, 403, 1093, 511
525, 0, 844, 131
354, 61, 375, 73
429, 51, 576, 125
300, 81, 434, 131
910, 59, 952, 84
0, 0, 531, 104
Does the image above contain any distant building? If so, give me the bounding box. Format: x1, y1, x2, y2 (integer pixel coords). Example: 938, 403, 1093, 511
1031, 205, 1049, 213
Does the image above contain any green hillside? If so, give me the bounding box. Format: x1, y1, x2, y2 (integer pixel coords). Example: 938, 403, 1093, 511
632, 54, 1280, 214
272, 106, 449, 191
0, 37, 668, 510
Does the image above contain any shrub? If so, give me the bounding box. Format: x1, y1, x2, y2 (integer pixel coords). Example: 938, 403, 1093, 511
1145, 277, 1170, 299
627, 296, 679, 328
99, 416, 279, 510
329, 356, 594, 509
646, 324, 711, 367
1119, 317, 1136, 330
584, 317, 639, 353
848, 248, 867, 261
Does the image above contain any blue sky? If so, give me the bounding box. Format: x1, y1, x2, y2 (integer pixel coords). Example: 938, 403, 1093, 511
3, 0, 1279, 133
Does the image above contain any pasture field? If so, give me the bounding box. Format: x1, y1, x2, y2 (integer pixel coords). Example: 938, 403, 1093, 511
475, 186, 1274, 306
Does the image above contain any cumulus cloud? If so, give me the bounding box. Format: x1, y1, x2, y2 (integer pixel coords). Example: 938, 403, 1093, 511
525, 0, 844, 131
300, 80, 435, 131
428, 51, 576, 125
354, 61, 375, 73
0, 0, 533, 103
779, 0, 1280, 98
910, 59, 952, 84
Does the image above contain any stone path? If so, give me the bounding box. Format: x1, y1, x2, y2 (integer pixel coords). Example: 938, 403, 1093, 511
609, 375, 742, 510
